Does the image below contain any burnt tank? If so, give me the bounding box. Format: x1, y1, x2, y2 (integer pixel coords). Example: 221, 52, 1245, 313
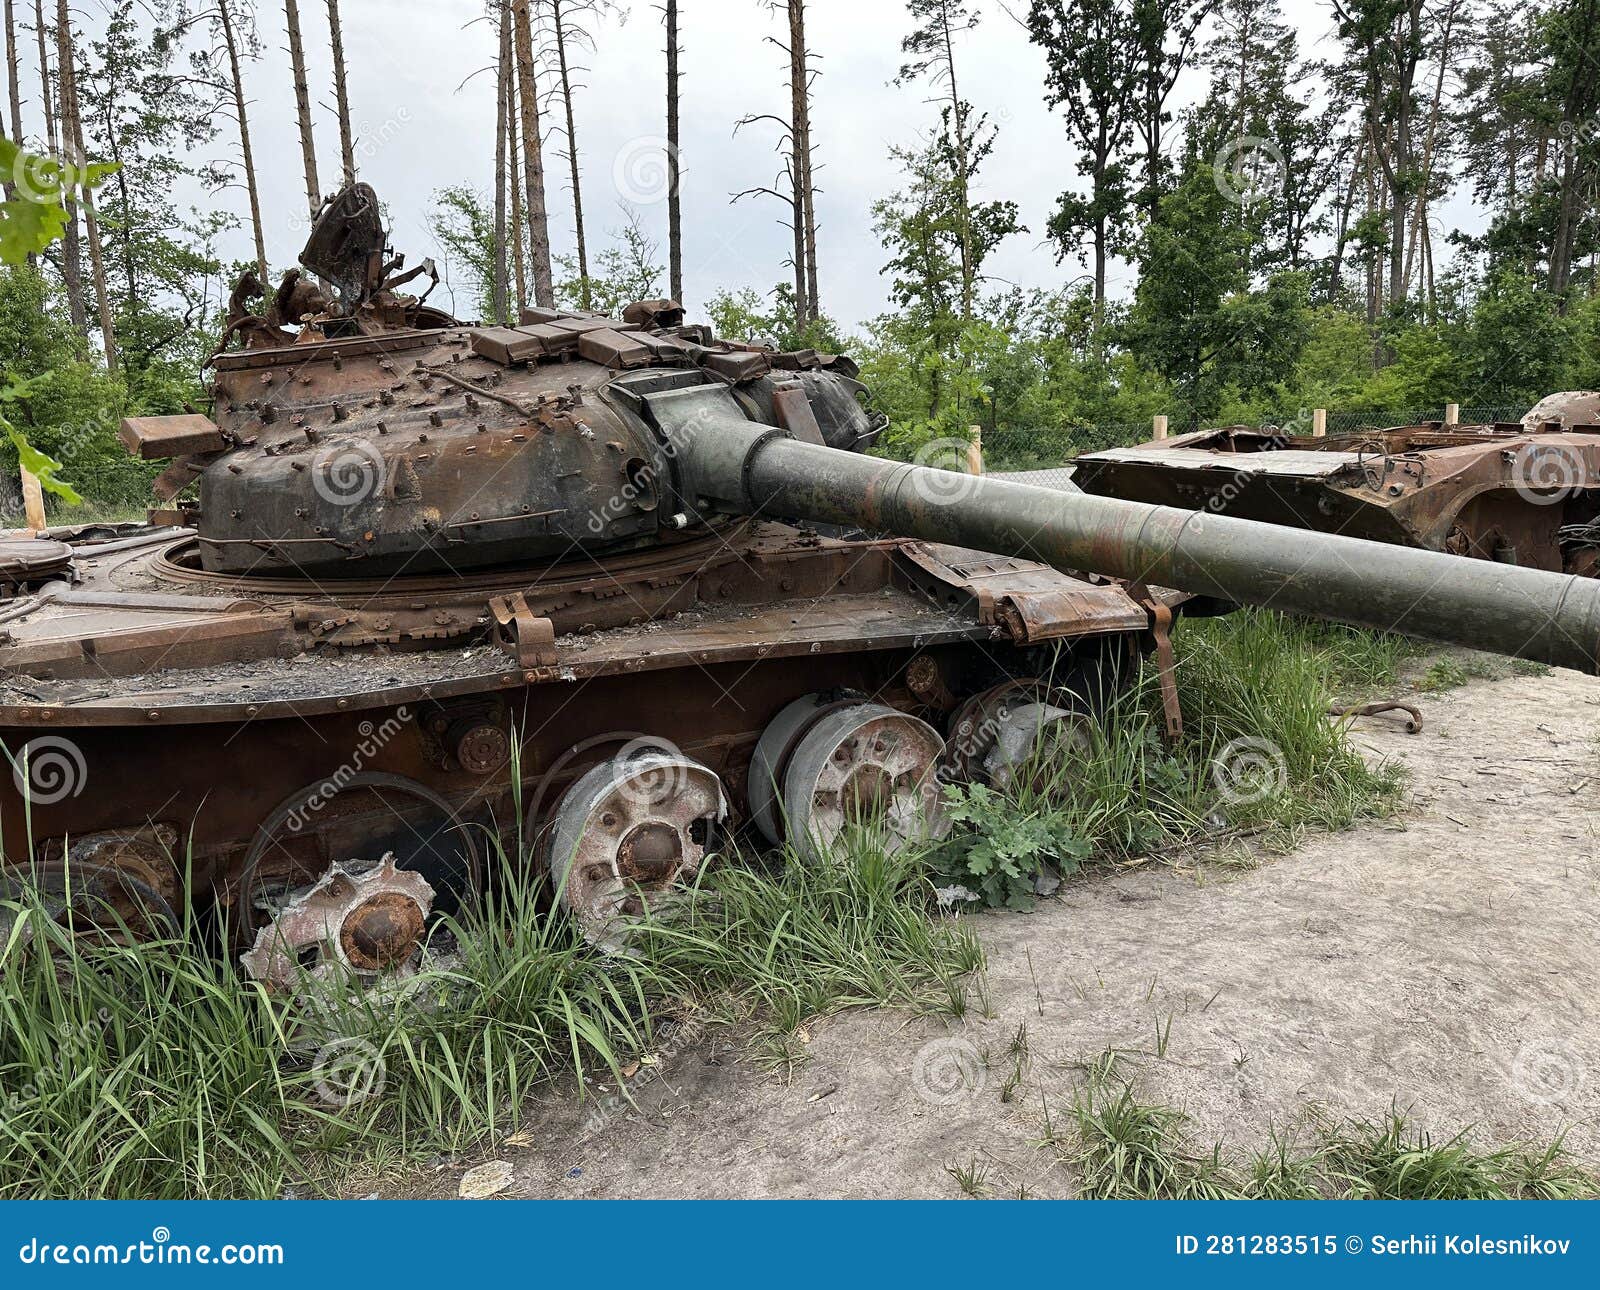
1071, 397, 1600, 576
4, 186, 1600, 979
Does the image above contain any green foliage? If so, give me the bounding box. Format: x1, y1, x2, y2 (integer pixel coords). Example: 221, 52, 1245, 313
429, 184, 502, 322
1061, 1069, 1595, 1199
554, 210, 665, 316
931, 781, 1090, 910
0, 139, 118, 268
705, 283, 850, 353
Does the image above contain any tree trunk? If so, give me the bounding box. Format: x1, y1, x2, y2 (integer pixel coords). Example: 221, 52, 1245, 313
217, 0, 268, 286
665, 0, 681, 303
788, 0, 819, 324
32, 0, 55, 153
48, 0, 83, 331
512, 0, 553, 307
4, 0, 21, 201
284, 0, 320, 216
940, 3, 973, 323
550, 0, 590, 308
1402, 0, 1457, 298
508, 65, 528, 314
326, 0, 356, 184
56, 0, 115, 367
492, 1, 510, 324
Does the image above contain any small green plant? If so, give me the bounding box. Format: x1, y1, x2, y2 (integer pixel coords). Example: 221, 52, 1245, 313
930, 781, 1090, 909
945, 1156, 991, 1198
1420, 657, 1470, 691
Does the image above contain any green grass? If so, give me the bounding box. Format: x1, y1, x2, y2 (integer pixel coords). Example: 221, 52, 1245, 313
1059, 1066, 1594, 1199
0, 610, 1440, 1198
0, 826, 981, 1197
932, 608, 1407, 903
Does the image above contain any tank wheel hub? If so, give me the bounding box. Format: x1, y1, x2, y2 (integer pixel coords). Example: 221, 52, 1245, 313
546, 745, 726, 951
754, 697, 948, 862
241, 853, 435, 993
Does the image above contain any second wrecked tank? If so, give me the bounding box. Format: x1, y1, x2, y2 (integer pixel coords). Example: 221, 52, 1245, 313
1071, 394, 1600, 575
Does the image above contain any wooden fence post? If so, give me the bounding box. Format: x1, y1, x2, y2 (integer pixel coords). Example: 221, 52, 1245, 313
19, 466, 45, 533
1152, 414, 1169, 441
966, 425, 984, 475
1444, 403, 1459, 426
1312, 407, 1327, 438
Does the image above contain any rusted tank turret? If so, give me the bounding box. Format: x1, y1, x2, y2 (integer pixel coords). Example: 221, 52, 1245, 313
3, 186, 1598, 980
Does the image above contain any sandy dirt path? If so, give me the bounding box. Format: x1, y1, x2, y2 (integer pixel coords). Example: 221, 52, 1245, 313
427, 667, 1599, 1199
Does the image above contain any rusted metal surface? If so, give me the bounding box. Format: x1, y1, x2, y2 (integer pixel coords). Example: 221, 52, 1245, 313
1072, 411, 1600, 576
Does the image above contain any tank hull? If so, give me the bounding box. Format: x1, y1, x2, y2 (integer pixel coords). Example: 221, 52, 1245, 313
1072, 419, 1600, 576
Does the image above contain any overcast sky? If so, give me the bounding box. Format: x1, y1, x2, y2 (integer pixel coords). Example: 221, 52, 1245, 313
66, 0, 1474, 330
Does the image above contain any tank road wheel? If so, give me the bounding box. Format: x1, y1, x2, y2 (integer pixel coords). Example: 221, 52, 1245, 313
751, 695, 949, 862
239, 854, 436, 994
544, 743, 727, 953
234, 772, 480, 1001
945, 682, 1093, 791
0, 860, 178, 949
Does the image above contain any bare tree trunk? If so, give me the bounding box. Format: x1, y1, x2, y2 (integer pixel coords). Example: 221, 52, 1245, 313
492, 0, 510, 324
326, 0, 355, 184
4, 0, 21, 201
49, 0, 83, 331
549, 0, 590, 308
56, 0, 114, 367
217, 0, 268, 285
32, 0, 54, 152
512, 0, 552, 307
1402, 0, 1457, 300
665, 0, 681, 303
787, 0, 819, 324
508, 66, 528, 314
284, 0, 320, 216
939, 4, 973, 323
790, 158, 806, 320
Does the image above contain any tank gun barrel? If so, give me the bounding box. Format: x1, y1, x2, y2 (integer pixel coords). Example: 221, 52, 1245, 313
658, 397, 1600, 675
